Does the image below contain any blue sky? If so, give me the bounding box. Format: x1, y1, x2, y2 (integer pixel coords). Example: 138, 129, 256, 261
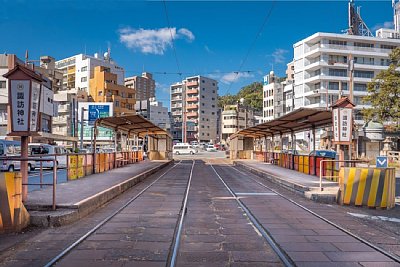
0, 0, 394, 108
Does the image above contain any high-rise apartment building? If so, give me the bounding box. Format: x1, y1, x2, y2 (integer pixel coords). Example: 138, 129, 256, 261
170, 76, 218, 143
125, 72, 155, 101
292, 32, 400, 124
89, 66, 135, 116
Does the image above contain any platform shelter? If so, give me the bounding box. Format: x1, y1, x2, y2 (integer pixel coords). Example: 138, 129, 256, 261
95, 114, 173, 161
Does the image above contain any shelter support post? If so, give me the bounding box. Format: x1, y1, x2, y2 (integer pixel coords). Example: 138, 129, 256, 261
312, 126, 316, 151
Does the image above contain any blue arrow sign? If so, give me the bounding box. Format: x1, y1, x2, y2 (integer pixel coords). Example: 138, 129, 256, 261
376, 156, 388, 168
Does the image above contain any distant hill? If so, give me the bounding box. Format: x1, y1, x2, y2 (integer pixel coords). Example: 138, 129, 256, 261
218, 82, 263, 112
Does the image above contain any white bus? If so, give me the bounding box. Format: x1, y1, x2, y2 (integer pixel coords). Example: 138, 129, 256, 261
173, 144, 197, 155
29, 143, 68, 169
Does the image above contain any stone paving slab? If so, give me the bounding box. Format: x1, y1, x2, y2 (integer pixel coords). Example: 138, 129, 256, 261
25, 160, 172, 227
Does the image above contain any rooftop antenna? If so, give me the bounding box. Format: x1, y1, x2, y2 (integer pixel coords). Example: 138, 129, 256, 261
347, 0, 373, 37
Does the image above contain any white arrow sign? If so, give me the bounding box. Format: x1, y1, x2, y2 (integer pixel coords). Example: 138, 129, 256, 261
377, 158, 387, 166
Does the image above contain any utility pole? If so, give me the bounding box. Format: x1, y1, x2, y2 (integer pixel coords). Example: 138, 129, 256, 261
80, 107, 86, 150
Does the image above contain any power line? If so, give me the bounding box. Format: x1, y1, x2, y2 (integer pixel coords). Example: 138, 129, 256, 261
163, 0, 182, 77
225, 1, 276, 95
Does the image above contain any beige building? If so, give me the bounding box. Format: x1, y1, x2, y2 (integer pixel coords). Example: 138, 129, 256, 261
90, 66, 135, 116
125, 72, 155, 101
170, 76, 218, 143
221, 103, 255, 144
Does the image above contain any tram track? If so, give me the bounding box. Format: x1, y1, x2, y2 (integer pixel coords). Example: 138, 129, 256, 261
43, 160, 195, 267
210, 160, 400, 265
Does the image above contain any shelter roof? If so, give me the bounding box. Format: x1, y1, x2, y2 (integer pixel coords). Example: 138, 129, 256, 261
231, 108, 332, 139
96, 114, 171, 138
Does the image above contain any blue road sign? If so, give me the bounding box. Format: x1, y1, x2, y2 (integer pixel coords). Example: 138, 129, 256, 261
376, 156, 388, 168
88, 104, 110, 123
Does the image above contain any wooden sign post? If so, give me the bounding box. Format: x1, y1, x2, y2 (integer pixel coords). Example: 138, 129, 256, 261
3, 64, 43, 201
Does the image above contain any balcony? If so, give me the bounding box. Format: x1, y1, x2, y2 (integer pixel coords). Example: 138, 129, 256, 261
186, 104, 198, 110
171, 97, 182, 101
186, 112, 198, 118
186, 96, 198, 102
186, 89, 198, 94
172, 111, 182, 116
186, 81, 198, 87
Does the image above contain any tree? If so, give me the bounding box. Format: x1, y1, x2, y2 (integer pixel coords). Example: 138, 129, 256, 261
218, 82, 263, 111
363, 47, 400, 130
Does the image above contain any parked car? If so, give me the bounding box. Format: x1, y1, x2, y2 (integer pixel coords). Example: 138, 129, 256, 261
29, 143, 68, 169
309, 150, 337, 159
0, 140, 36, 172
173, 144, 197, 155
206, 145, 217, 152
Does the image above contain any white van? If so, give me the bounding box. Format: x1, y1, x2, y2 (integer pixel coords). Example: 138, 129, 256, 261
29, 143, 68, 169
173, 144, 197, 155
0, 140, 36, 172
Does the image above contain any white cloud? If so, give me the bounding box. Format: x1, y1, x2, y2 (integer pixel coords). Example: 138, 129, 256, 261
221, 72, 254, 84
271, 48, 288, 64
119, 27, 195, 55
372, 21, 394, 31
178, 28, 195, 42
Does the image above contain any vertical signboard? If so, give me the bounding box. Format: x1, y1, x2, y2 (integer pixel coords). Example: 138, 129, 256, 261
339, 108, 352, 143
30, 82, 41, 132
332, 107, 352, 144
11, 80, 30, 132
333, 108, 339, 142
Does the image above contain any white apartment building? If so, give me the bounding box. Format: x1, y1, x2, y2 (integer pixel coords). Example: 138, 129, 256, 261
135, 98, 170, 130
170, 76, 218, 143
55, 53, 124, 93
293, 32, 400, 124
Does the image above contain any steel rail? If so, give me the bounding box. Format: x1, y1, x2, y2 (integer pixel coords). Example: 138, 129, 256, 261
43, 160, 183, 267
209, 162, 295, 267
169, 160, 195, 267
229, 163, 400, 264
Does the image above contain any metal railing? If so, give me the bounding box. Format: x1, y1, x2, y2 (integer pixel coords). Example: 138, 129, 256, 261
0, 157, 58, 210
319, 159, 370, 191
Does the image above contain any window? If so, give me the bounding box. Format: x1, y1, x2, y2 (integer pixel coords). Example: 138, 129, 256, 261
81, 66, 87, 72
115, 101, 120, 107
202, 88, 205, 91
81, 77, 87, 82
328, 40, 347, 46
211, 112, 215, 115
98, 91, 103, 96
328, 55, 347, 64
354, 57, 374, 65
202, 80, 205, 83
381, 44, 396, 50
201, 111, 205, 114
0, 81, 6, 89
212, 105, 215, 108
354, 83, 367, 91
212, 90, 215, 93
354, 70, 374, 78
207, 133, 209, 136
328, 69, 347, 77
202, 103, 205, 106
354, 42, 374, 48
212, 97, 215, 100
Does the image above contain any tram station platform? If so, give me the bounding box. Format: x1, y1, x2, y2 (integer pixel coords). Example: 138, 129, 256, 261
234, 160, 340, 203
25, 160, 172, 227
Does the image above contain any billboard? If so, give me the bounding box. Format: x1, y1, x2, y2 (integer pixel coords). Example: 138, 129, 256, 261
89, 104, 110, 122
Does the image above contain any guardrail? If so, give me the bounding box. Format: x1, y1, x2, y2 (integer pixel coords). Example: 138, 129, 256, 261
319, 160, 370, 191
0, 157, 58, 210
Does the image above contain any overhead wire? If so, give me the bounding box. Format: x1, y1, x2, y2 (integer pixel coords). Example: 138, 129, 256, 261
163, 0, 182, 77
224, 0, 276, 96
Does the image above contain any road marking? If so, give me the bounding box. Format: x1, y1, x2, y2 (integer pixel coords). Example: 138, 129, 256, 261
236, 192, 277, 196
347, 212, 400, 223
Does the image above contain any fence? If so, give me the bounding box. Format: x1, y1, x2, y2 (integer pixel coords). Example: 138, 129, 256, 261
254, 151, 344, 180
